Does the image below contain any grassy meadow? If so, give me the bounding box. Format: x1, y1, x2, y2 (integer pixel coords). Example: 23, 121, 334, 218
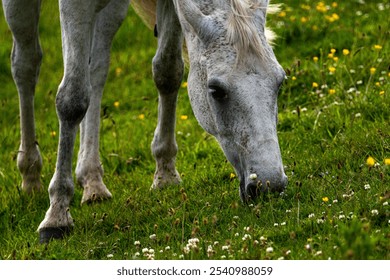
0, 0, 389, 260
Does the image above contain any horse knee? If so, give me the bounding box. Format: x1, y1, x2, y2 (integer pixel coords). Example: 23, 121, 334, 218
152, 54, 184, 95
56, 78, 90, 126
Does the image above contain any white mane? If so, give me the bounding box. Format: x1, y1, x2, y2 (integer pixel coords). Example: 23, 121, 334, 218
131, 0, 278, 61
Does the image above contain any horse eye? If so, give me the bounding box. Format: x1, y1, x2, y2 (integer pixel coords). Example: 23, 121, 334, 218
208, 85, 228, 101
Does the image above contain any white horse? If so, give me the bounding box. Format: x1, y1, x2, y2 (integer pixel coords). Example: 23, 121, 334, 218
2, 0, 287, 243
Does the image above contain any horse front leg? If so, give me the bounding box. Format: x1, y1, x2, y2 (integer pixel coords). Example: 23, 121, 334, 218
76, 0, 129, 204
151, 0, 184, 189
2, 0, 43, 193
38, 0, 100, 243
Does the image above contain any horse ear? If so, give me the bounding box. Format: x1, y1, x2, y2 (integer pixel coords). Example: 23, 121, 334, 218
173, 0, 214, 40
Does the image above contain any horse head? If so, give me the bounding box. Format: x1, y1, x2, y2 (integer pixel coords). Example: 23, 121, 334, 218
174, 0, 288, 201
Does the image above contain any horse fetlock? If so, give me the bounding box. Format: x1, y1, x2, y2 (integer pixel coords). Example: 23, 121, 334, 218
17, 145, 43, 193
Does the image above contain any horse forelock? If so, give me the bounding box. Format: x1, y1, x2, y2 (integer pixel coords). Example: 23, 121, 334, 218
227, 0, 279, 63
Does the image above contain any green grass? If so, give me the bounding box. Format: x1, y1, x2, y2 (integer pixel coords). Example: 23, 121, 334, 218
0, 0, 389, 260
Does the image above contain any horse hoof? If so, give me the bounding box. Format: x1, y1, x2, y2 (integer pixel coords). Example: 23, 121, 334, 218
39, 226, 71, 243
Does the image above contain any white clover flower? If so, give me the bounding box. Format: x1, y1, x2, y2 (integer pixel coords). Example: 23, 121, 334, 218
315, 251, 322, 256
242, 234, 252, 241
142, 248, 149, 254
339, 214, 346, 220
165, 246, 170, 251
308, 213, 315, 219
383, 201, 388, 206
222, 245, 230, 251
183, 246, 190, 254
371, 209, 379, 216
189, 238, 200, 246
333, 199, 338, 204
317, 219, 324, 224
107, 254, 113, 258
149, 234, 157, 240
235, 232, 240, 237
134, 252, 140, 257
274, 223, 279, 227
134, 240, 141, 246
179, 254, 184, 259
221, 255, 226, 259
148, 248, 155, 254
207, 245, 215, 257
285, 250, 291, 255
286, 209, 292, 213
249, 173, 257, 180
281, 222, 287, 226
266, 247, 274, 253
364, 184, 371, 190
260, 236, 267, 242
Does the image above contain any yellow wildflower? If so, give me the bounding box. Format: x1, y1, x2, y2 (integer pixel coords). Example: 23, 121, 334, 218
328, 66, 336, 74
316, 2, 327, 12
366, 156, 375, 167
278, 11, 287, 17
325, 13, 340, 22
328, 89, 336, 95
330, 48, 336, 54
333, 57, 339, 62
301, 4, 310, 10
114, 101, 120, 108
181, 82, 188, 88
374, 45, 382, 50
328, 53, 334, 59
230, 173, 236, 179
332, 13, 339, 20
301, 17, 308, 23
138, 114, 145, 120
379, 91, 384, 96
322, 197, 329, 203
384, 159, 390, 165
180, 115, 188, 120
342, 49, 350, 56
292, 76, 297, 81
370, 68, 376, 75
115, 67, 123, 76
312, 82, 319, 88
313, 56, 319, 62
50, 131, 57, 137
332, 2, 338, 8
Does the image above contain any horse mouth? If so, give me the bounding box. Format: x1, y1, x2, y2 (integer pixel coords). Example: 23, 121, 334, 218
239, 175, 288, 203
